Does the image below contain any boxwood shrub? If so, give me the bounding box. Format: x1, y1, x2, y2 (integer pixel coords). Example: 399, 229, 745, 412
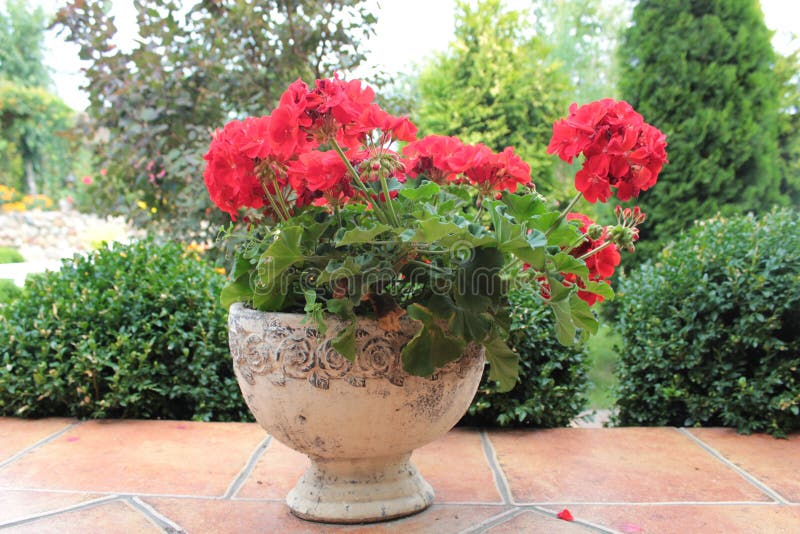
460, 288, 589, 427
0, 239, 250, 421
615, 209, 800, 436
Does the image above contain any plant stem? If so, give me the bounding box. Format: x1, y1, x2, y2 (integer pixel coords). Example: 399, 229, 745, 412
562, 232, 590, 255
330, 139, 391, 224
270, 176, 292, 219
577, 240, 612, 262
545, 192, 583, 238
260, 181, 288, 221
379, 174, 401, 226
408, 259, 449, 274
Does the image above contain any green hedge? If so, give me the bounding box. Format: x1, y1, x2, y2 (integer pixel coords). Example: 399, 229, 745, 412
0, 239, 250, 421
459, 288, 589, 427
615, 209, 800, 436
0, 247, 24, 264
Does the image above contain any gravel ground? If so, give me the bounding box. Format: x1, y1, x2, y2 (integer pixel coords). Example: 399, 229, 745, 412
0, 209, 139, 285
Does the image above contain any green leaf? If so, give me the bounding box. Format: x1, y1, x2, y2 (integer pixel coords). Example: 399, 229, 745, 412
583, 280, 615, 301
335, 222, 392, 246
484, 335, 518, 393
326, 297, 354, 318
406, 217, 463, 242
401, 325, 466, 376
317, 256, 362, 285
331, 320, 356, 362
220, 274, 250, 310
569, 294, 599, 336
399, 181, 440, 201
500, 191, 547, 220
551, 252, 589, 278
257, 226, 305, 287
403, 304, 466, 375
550, 298, 576, 345
302, 290, 326, 336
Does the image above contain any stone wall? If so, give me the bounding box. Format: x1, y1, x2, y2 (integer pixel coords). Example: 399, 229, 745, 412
0, 210, 138, 262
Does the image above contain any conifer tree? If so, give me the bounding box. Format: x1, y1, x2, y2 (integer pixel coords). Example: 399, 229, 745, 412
618, 0, 785, 255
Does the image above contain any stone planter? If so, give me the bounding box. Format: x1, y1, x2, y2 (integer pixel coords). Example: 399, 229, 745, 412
228, 303, 485, 524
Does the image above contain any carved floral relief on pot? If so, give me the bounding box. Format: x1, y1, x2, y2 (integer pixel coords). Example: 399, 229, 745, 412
229, 312, 483, 389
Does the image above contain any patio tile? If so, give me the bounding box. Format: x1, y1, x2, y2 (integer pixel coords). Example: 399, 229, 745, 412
484, 510, 592, 532
487, 428, 771, 503
0, 490, 104, 525
145, 498, 509, 533
6, 499, 161, 533
0, 420, 265, 496
688, 428, 800, 502
412, 428, 502, 503
235, 437, 309, 499
546, 504, 800, 533
0, 417, 75, 463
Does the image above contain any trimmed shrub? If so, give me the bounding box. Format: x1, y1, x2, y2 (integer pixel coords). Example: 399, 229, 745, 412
0, 279, 22, 306
460, 288, 589, 427
0, 247, 24, 264
0, 239, 250, 421
615, 209, 800, 436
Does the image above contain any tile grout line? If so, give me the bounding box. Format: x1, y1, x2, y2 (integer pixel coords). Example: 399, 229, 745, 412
528, 505, 620, 534
222, 435, 272, 499
0, 420, 84, 469
0, 494, 119, 530
126, 496, 187, 533
458, 508, 523, 534
677, 428, 790, 504
479, 430, 514, 505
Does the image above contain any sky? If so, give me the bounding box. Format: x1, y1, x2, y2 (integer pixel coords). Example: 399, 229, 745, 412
23, 0, 800, 112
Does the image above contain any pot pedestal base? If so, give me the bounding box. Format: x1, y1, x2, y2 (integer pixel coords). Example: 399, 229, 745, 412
286, 453, 434, 524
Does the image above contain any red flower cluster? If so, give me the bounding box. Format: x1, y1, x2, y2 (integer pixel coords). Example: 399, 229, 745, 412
546, 99, 667, 203
564, 213, 620, 306
403, 135, 531, 194
203, 76, 419, 217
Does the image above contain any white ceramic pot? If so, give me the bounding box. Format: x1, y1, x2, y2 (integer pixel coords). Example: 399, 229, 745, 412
228, 303, 485, 524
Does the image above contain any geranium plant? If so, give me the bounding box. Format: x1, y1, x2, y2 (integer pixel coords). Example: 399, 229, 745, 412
203, 76, 667, 392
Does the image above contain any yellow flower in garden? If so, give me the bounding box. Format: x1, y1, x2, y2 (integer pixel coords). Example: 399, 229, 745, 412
214, 267, 226, 275
136, 200, 148, 210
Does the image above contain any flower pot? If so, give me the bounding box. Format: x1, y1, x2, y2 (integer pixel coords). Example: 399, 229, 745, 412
227, 302, 485, 524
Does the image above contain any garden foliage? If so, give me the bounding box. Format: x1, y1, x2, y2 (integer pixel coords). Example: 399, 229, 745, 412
0, 1, 81, 197
618, 0, 786, 257
0, 239, 249, 421
460, 288, 589, 428
53, 0, 377, 241
615, 209, 800, 436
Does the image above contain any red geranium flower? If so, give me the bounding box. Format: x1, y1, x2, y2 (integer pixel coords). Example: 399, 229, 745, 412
548, 99, 667, 203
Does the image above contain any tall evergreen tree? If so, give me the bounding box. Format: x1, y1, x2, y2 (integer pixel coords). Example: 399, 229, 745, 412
618, 0, 785, 255
0, 0, 50, 87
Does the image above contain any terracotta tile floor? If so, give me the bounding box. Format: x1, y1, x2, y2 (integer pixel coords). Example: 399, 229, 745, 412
0, 418, 797, 533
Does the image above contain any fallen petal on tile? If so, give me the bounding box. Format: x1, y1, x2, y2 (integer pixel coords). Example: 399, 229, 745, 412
557, 508, 574, 521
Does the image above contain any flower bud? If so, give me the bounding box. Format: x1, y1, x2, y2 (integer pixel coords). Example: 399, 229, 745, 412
587, 223, 604, 241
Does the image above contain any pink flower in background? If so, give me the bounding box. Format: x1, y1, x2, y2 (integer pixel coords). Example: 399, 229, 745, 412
81, 176, 93, 185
